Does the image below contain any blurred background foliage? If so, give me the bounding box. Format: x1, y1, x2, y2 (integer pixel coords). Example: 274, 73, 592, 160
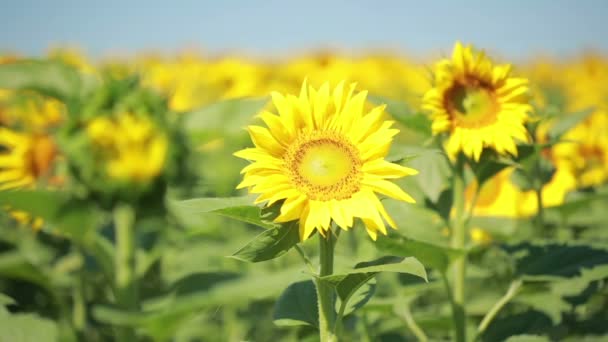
0, 45, 607, 342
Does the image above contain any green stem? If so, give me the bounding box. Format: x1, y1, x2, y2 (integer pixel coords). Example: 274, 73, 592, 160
113, 205, 138, 342
450, 157, 467, 342
294, 244, 315, 274
476, 279, 523, 339
316, 231, 337, 342
396, 303, 428, 342
73, 269, 86, 332
535, 185, 545, 233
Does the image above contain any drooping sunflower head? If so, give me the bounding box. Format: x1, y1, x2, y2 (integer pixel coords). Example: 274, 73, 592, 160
235, 81, 418, 241
423, 42, 531, 161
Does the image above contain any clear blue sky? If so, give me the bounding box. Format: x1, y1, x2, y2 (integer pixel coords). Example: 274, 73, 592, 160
0, 0, 606, 59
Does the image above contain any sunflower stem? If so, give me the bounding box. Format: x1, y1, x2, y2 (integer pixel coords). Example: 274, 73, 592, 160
113, 204, 138, 342
450, 157, 467, 342
316, 231, 338, 342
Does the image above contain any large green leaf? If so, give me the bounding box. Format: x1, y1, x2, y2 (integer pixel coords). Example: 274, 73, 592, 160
407, 148, 451, 203
273, 280, 319, 327
182, 96, 268, 140
169, 195, 279, 229
0, 190, 99, 243
0, 312, 58, 342
93, 266, 307, 326
321, 256, 427, 283
512, 291, 569, 325
0, 59, 94, 101
482, 310, 553, 342
376, 234, 463, 273
502, 241, 608, 278
231, 222, 300, 262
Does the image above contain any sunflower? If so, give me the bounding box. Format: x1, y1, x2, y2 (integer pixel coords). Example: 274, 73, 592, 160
235, 81, 418, 241
464, 167, 528, 218
0, 128, 57, 190
86, 113, 168, 183
0, 128, 58, 229
423, 42, 531, 161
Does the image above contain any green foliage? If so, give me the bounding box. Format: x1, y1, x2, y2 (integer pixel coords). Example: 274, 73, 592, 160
231, 222, 300, 262
273, 280, 319, 327
182, 96, 269, 143
0, 59, 97, 102
376, 234, 463, 273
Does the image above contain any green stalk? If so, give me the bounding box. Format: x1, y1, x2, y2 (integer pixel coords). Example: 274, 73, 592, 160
113, 204, 138, 341
73, 270, 86, 332
476, 279, 522, 338
450, 158, 467, 342
534, 185, 545, 233
316, 231, 337, 342
396, 304, 428, 342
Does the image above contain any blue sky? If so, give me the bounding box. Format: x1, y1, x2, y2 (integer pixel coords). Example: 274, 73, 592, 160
0, 0, 606, 59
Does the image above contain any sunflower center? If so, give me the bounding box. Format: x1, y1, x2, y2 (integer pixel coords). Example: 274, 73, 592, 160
284, 132, 362, 201
26, 135, 57, 178
445, 80, 498, 128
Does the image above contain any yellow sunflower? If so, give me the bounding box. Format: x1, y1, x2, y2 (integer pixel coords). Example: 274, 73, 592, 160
0, 128, 58, 229
0, 128, 57, 190
235, 81, 418, 241
86, 113, 168, 183
423, 42, 531, 161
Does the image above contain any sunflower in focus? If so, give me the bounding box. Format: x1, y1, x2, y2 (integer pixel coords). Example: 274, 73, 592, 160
235, 81, 418, 241
423, 42, 531, 161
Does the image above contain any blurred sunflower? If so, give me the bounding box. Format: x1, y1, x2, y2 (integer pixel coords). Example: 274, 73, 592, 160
554, 112, 608, 187
465, 168, 528, 218
0, 128, 58, 228
0, 128, 57, 190
86, 113, 168, 184
423, 42, 531, 161
235, 81, 418, 241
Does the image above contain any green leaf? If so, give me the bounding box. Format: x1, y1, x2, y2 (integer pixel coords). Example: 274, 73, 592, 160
0, 312, 58, 342
213, 206, 279, 229
0, 190, 99, 243
513, 291, 569, 325
230, 222, 300, 262
368, 95, 432, 136
0, 59, 94, 101
0, 293, 15, 307
504, 335, 551, 342
502, 241, 608, 278
94, 267, 307, 326
170, 195, 256, 213
182, 96, 269, 140
273, 280, 319, 328
170, 195, 279, 229
339, 278, 376, 317
547, 108, 594, 141
408, 148, 451, 203
469, 155, 514, 187
321, 256, 427, 283
375, 234, 462, 273
482, 310, 553, 342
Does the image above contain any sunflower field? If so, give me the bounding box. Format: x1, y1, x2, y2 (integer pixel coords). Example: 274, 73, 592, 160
0, 42, 607, 342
